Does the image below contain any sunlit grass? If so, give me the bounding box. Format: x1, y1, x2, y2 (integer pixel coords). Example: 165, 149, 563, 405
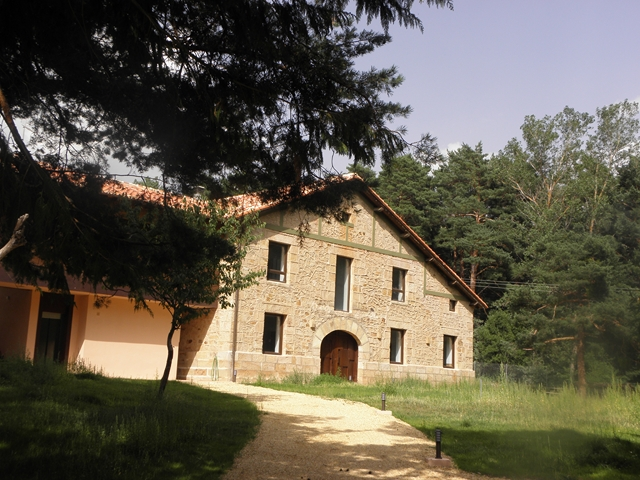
255, 373, 640, 479
0, 358, 260, 480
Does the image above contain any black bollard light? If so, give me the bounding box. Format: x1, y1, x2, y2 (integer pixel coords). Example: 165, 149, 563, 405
435, 429, 442, 459
381, 392, 386, 411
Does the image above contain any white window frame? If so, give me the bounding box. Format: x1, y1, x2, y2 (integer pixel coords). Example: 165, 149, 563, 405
443, 335, 456, 368
267, 242, 287, 282
390, 328, 404, 364
262, 313, 284, 354
334, 256, 352, 311
391, 268, 406, 302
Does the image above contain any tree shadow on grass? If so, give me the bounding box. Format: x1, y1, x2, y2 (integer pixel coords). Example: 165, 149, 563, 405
0, 382, 259, 480
417, 425, 640, 480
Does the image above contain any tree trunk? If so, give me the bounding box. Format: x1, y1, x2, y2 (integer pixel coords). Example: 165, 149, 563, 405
158, 320, 177, 398
469, 249, 478, 292
0, 88, 35, 165
570, 341, 577, 386
576, 325, 587, 396
0, 214, 29, 261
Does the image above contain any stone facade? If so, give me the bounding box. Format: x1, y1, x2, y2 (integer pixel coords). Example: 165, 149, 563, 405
178, 189, 483, 384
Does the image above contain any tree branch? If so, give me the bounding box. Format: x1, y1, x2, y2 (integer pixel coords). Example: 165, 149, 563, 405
543, 336, 575, 344
0, 214, 29, 261
0, 87, 37, 166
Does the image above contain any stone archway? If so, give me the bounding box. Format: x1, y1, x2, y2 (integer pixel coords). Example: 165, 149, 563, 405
320, 330, 358, 381
310, 318, 370, 382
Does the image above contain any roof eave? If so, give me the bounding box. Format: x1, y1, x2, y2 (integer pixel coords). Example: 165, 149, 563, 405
359, 186, 488, 310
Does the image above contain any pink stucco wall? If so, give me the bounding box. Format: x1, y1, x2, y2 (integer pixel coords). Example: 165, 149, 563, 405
0, 286, 32, 357
80, 296, 179, 379
0, 278, 179, 380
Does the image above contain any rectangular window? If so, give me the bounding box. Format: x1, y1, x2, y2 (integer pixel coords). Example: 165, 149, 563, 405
443, 335, 456, 368
392, 268, 406, 302
334, 256, 352, 311
267, 242, 287, 282
449, 299, 457, 312
390, 328, 404, 364
262, 314, 284, 354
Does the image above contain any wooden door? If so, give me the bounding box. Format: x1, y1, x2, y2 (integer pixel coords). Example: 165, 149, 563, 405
320, 330, 358, 381
35, 293, 74, 363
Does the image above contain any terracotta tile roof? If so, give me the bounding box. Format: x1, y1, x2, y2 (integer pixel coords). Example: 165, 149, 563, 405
223, 173, 361, 216
100, 179, 272, 216
359, 186, 487, 309
100, 180, 200, 208
222, 174, 486, 309
31, 164, 485, 307
99, 173, 486, 309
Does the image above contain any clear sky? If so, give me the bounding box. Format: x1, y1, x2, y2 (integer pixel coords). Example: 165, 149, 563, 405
324, 0, 640, 172
108, 1, 640, 179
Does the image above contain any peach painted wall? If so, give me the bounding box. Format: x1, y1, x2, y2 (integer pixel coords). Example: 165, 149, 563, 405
68, 295, 88, 363
0, 286, 32, 357
80, 296, 180, 379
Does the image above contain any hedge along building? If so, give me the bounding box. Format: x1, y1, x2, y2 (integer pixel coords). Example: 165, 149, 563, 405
178, 176, 487, 384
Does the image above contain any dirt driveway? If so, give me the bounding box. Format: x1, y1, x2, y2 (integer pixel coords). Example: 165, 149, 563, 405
196, 381, 498, 480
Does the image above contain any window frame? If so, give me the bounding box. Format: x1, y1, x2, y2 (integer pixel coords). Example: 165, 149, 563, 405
266, 241, 288, 283
443, 335, 456, 368
334, 255, 352, 311
262, 313, 284, 355
391, 267, 406, 302
390, 328, 405, 364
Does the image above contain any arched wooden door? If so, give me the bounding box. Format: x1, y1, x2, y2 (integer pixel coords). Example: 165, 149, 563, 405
320, 330, 358, 381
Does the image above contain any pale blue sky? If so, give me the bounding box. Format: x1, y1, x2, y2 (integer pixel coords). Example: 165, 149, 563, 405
108, 1, 640, 179
324, 0, 640, 172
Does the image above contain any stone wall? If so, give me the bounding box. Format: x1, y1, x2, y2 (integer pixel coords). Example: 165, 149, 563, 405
180, 194, 476, 384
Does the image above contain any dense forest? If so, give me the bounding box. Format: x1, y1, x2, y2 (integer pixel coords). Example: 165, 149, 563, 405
351, 101, 640, 391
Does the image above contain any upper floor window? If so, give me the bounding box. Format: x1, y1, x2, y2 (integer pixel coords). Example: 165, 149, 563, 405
263, 313, 284, 354
334, 256, 352, 311
443, 335, 456, 368
392, 268, 406, 302
390, 328, 404, 364
267, 242, 287, 282
449, 299, 457, 312
339, 211, 352, 224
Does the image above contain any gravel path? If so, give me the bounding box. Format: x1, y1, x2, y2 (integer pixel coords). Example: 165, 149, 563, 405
195, 381, 498, 480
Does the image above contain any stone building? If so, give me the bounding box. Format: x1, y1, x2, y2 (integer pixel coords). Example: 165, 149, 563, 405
178, 179, 486, 384
0, 177, 485, 383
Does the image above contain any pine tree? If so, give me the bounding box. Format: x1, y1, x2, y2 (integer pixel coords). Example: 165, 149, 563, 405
376, 154, 438, 240
495, 102, 640, 392
432, 144, 519, 296
1, 0, 451, 195
1, 0, 454, 394
1, 0, 453, 287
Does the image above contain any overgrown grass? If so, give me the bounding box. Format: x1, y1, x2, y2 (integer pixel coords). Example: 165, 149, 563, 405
255, 373, 640, 479
0, 358, 260, 480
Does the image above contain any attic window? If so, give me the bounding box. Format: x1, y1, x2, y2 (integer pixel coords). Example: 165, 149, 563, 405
339, 211, 352, 224
449, 299, 457, 312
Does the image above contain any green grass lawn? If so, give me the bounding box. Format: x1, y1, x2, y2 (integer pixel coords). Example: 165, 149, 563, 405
254, 373, 640, 479
0, 358, 260, 480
